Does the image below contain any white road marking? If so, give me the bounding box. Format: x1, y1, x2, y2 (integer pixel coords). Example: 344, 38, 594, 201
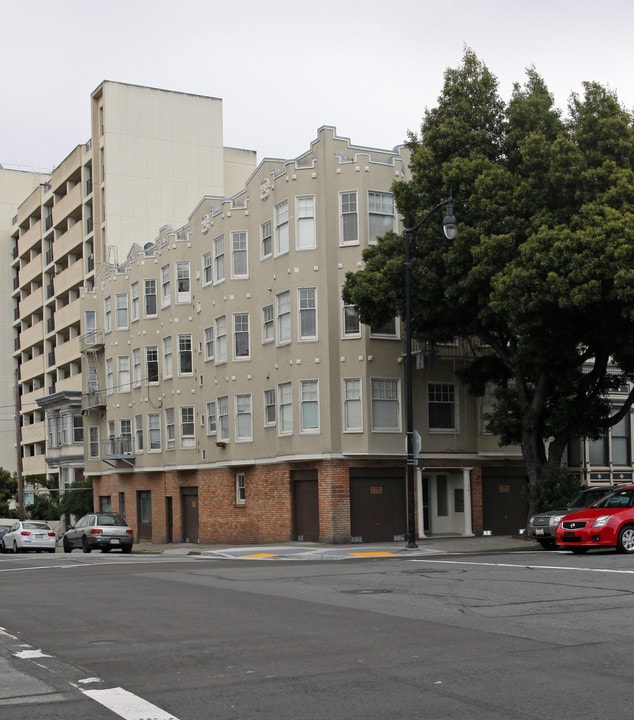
82, 687, 180, 720
411, 558, 634, 574
14, 649, 51, 659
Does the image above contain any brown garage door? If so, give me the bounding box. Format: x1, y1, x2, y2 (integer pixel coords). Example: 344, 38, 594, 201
349, 468, 406, 542
292, 471, 319, 542
482, 469, 528, 535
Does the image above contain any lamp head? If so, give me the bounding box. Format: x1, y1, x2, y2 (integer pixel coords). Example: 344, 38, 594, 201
442, 198, 457, 240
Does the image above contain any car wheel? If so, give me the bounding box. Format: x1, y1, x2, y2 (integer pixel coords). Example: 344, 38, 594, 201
0, 541, 5, 554
63, 537, 72, 553
571, 547, 588, 555
538, 539, 556, 550
616, 525, 634, 554
122, 545, 132, 554
82, 537, 92, 554
13, 540, 20, 554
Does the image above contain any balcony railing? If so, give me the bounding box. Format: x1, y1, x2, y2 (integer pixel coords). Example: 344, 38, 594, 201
102, 436, 135, 461
80, 329, 105, 352
84, 389, 106, 409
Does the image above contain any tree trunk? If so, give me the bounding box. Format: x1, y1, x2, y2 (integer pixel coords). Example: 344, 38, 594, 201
520, 412, 547, 514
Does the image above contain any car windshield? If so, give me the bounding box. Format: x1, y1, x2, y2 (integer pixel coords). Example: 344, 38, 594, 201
96, 514, 127, 526
568, 491, 600, 509
593, 489, 634, 509
23, 522, 51, 530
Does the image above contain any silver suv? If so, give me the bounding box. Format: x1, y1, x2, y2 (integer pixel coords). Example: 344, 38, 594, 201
527, 486, 617, 549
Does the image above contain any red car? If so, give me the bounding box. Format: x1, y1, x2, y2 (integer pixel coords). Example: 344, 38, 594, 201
556, 484, 634, 554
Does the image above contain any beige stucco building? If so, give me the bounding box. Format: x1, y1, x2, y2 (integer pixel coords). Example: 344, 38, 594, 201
10, 82, 256, 489
81, 127, 526, 545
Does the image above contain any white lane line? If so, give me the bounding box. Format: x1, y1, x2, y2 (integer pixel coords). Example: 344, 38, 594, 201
82, 687, 180, 720
411, 558, 634, 574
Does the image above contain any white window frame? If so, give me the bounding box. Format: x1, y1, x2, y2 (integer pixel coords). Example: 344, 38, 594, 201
89, 426, 99, 458
218, 395, 229, 442
235, 394, 253, 442
145, 346, 159, 385
202, 251, 213, 286
180, 406, 196, 448
278, 382, 293, 435
144, 278, 157, 317
161, 264, 171, 308
368, 190, 395, 245
215, 316, 227, 364
340, 190, 359, 245
165, 407, 176, 449
264, 389, 276, 426
300, 380, 319, 434
204, 327, 214, 361
274, 199, 289, 255
117, 355, 130, 393
371, 378, 401, 432
132, 348, 142, 388
231, 231, 248, 278
235, 472, 246, 506
296, 195, 316, 250
213, 235, 225, 283
162, 336, 173, 379
298, 287, 317, 341
233, 312, 250, 360
262, 304, 274, 344
175, 261, 191, 303
148, 412, 161, 451
177, 334, 193, 376
276, 291, 291, 345
115, 293, 129, 330
104, 296, 112, 333
260, 219, 272, 259
343, 378, 363, 432
206, 401, 216, 436
428, 383, 458, 432
106, 357, 114, 395
131, 281, 139, 322
135, 414, 144, 453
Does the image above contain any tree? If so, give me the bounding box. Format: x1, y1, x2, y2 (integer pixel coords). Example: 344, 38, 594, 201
0, 467, 18, 518
58, 477, 93, 521
343, 49, 634, 509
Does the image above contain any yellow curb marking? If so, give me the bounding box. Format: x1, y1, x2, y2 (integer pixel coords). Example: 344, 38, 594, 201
349, 551, 397, 557
241, 552, 279, 558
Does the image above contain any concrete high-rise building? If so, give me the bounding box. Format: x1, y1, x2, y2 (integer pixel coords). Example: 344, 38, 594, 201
10, 82, 256, 491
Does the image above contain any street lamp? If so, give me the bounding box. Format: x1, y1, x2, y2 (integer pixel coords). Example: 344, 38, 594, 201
403, 197, 457, 548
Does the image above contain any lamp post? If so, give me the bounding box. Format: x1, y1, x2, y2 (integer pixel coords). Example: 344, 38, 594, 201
403, 197, 457, 548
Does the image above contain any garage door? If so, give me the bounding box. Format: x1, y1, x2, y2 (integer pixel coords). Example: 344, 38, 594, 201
349, 468, 406, 542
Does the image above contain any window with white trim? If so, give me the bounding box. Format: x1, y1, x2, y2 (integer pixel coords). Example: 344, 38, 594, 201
279, 382, 293, 434
296, 195, 316, 249
145, 346, 159, 384
218, 396, 229, 441
177, 334, 193, 375
120, 419, 132, 454
368, 191, 394, 245
298, 288, 317, 340
203, 251, 212, 285
206, 401, 216, 435
261, 219, 272, 259
213, 235, 225, 283
216, 316, 227, 363
165, 407, 175, 448
144, 279, 157, 317
262, 304, 274, 344
117, 356, 130, 393
264, 389, 276, 426
180, 406, 195, 448
131, 282, 139, 322
235, 394, 253, 441
233, 313, 250, 359
231, 231, 248, 278
343, 378, 362, 432
371, 378, 400, 431
133, 348, 141, 388
370, 317, 399, 339
235, 472, 246, 505
148, 413, 161, 450
106, 357, 114, 395
300, 380, 319, 433
135, 414, 144, 452
204, 327, 214, 361
340, 190, 358, 245
104, 296, 112, 333
160, 264, 171, 308
428, 383, 456, 430
89, 426, 99, 458
175, 261, 191, 303
163, 336, 173, 379
276, 291, 291, 344
342, 297, 360, 338
115, 293, 128, 330
274, 200, 289, 255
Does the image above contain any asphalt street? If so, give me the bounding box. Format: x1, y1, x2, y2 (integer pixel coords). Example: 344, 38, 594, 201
2, 541, 634, 719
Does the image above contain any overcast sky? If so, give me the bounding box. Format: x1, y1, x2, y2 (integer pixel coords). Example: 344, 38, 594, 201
2, 0, 633, 172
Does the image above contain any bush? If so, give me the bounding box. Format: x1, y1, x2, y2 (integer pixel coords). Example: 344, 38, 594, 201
529, 466, 582, 514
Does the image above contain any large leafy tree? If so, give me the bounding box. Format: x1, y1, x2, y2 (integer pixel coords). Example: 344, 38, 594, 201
343, 50, 634, 505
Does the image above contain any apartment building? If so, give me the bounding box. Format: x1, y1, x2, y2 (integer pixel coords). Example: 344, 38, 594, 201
81, 126, 528, 545
10, 82, 256, 491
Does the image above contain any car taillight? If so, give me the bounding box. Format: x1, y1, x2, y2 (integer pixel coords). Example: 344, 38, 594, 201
20, 531, 31, 536
126, 529, 133, 536
47, 532, 56, 537
90, 528, 103, 535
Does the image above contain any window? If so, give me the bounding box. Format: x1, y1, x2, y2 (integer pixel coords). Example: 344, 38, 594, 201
175, 261, 191, 303
296, 195, 316, 249
206, 401, 216, 435
235, 473, 246, 505
104, 296, 112, 333
161, 264, 171, 307
298, 288, 317, 340
588, 410, 631, 466
144, 279, 157, 317
231, 231, 248, 277
370, 318, 399, 339
213, 235, 225, 283
73, 414, 83, 443
262, 304, 274, 343
180, 406, 195, 448
342, 299, 360, 338
300, 380, 319, 433
261, 220, 272, 258
165, 407, 175, 448
218, 396, 229, 441
148, 413, 161, 450
233, 313, 250, 359
204, 327, 214, 361
106, 358, 114, 394
145, 346, 159, 384
117, 356, 130, 393
135, 414, 144, 453
428, 383, 456, 430
279, 382, 293, 434
235, 394, 253, 441
340, 191, 358, 245
120, 419, 132, 453
89, 426, 99, 458
163, 336, 173, 379
264, 389, 276, 426
202, 251, 212, 285
276, 291, 291, 344
371, 378, 400, 431
131, 282, 139, 322
177, 334, 193, 375
343, 378, 362, 432
84, 310, 97, 344
87, 367, 99, 395
274, 200, 289, 255
115, 293, 128, 330
133, 348, 142, 387
216, 316, 227, 363
99, 495, 112, 512
368, 191, 394, 244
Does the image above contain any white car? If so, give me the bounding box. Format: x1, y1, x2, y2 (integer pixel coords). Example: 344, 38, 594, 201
1, 520, 57, 553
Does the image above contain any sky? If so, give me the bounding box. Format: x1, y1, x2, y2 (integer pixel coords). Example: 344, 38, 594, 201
1, 0, 633, 173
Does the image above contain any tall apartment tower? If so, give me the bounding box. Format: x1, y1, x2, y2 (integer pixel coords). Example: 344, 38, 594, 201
10, 82, 256, 489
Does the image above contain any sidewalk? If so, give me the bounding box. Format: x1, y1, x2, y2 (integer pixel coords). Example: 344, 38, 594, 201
133, 534, 536, 560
